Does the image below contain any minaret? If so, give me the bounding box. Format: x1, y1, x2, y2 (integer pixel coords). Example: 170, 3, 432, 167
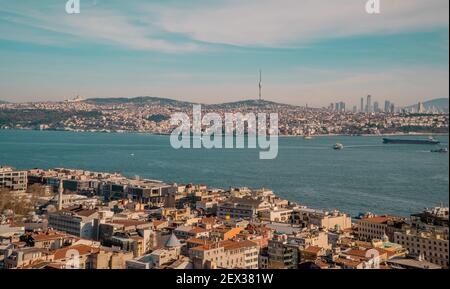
258, 70, 262, 101
58, 180, 64, 211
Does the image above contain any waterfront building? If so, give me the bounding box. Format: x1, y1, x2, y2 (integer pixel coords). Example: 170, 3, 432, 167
0, 166, 27, 192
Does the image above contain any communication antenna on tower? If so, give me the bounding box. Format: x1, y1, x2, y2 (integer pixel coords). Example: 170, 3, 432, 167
258, 69, 262, 101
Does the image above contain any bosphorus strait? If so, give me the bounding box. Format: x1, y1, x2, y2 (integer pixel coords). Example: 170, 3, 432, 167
1, 129, 448, 217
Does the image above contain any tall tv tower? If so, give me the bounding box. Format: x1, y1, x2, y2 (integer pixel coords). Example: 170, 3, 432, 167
258, 70, 262, 101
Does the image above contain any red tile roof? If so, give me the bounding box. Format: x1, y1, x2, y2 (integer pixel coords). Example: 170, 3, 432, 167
53, 244, 99, 260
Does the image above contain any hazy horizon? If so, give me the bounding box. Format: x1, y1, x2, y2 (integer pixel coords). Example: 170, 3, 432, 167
1, 94, 449, 109
0, 0, 449, 107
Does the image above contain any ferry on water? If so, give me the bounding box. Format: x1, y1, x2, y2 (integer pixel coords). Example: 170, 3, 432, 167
382, 136, 440, 145
333, 143, 344, 150
431, 147, 448, 153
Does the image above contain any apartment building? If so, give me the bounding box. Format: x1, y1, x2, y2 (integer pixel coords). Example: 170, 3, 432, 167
190, 240, 259, 269
20, 230, 79, 250
259, 208, 293, 223
293, 208, 352, 230
48, 207, 98, 239
287, 230, 331, 250
3, 247, 53, 269
0, 166, 27, 192
217, 197, 271, 219
267, 234, 299, 269
394, 207, 449, 268
126, 233, 183, 269
174, 226, 210, 240
357, 214, 404, 241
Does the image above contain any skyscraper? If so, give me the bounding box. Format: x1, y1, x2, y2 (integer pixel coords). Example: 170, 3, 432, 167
340, 101, 346, 112
384, 100, 391, 113
418, 102, 425, 114
360, 97, 364, 113
367, 95, 372, 113
374, 101, 379, 113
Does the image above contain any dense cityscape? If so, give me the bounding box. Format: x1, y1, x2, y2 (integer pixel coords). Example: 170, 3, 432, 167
0, 96, 448, 136
0, 0, 448, 280
0, 165, 448, 270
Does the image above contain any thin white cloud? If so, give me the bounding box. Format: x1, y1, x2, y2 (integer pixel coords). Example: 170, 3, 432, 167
0, 1, 200, 52
155, 0, 449, 47
0, 0, 447, 51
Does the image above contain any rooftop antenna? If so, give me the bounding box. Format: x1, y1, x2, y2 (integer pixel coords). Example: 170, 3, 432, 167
258, 69, 262, 101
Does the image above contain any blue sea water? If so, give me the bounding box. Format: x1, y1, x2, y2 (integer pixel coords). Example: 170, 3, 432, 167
0, 129, 448, 217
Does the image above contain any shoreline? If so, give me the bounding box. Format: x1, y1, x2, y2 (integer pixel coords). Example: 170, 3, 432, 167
1, 128, 448, 138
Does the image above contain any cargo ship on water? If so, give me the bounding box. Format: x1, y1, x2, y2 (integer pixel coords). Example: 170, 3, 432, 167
382, 137, 440, 145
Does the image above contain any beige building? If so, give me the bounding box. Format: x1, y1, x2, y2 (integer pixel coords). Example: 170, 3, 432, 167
190, 240, 259, 269
48, 207, 98, 239
394, 207, 449, 268
126, 233, 183, 269
3, 247, 53, 269
288, 230, 331, 250
259, 208, 293, 223
217, 197, 271, 220
294, 208, 352, 230
357, 215, 402, 241
21, 230, 79, 250
0, 166, 27, 192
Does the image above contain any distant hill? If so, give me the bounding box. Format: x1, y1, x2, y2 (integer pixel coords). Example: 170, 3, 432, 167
85, 96, 300, 109
85, 96, 196, 107
0, 100, 9, 104
423, 98, 449, 111
406, 98, 449, 112
206, 99, 299, 109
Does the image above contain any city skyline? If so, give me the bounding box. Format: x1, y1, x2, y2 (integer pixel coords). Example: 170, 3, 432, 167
0, 0, 449, 107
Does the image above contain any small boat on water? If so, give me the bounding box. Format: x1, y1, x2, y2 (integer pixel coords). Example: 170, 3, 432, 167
333, 143, 344, 150
382, 136, 440, 145
431, 147, 448, 153
303, 135, 313, 140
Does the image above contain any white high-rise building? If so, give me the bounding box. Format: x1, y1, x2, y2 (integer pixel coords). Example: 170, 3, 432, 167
367, 95, 372, 113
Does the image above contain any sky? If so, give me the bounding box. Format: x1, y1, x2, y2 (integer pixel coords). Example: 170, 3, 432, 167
0, 0, 449, 107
